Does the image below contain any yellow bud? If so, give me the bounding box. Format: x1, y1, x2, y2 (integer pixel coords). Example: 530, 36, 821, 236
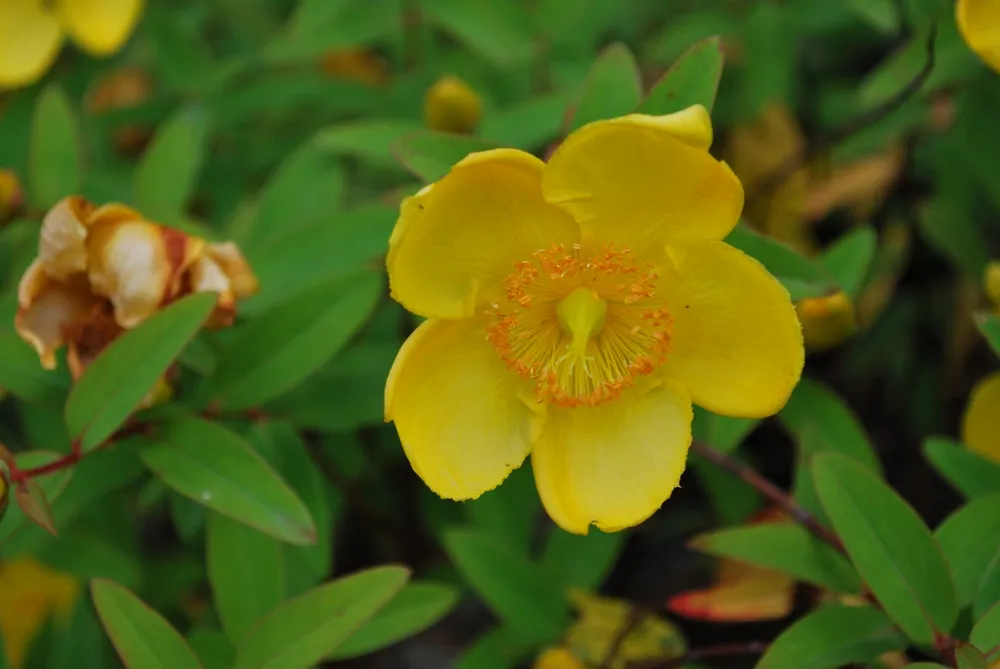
0, 170, 23, 222
796, 290, 857, 352
423, 75, 483, 134
984, 261, 1000, 310
534, 647, 586, 669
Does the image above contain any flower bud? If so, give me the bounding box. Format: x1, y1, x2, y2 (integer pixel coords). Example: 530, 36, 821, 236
423, 75, 482, 134
984, 260, 1000, 310
534, 648, 585, 669
796, 290, 857, 352
0, 170, 23, 223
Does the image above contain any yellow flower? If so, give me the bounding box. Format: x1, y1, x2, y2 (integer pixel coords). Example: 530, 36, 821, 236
0, 557, 79, 669
384, 105, 804, 534
15, 196, 258, 378
796, 291, 857, 352
962, 372, 1000, 463
423, 75, 483, 135
534, 647, 586, 669
0, 0, 144, 90
985, 260, 1000, 311
0, 170, 23, 223
957, 0, 1000, 73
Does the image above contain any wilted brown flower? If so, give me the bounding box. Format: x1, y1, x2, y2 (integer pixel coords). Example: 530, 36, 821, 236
15, 196, 258, 379
85, 66, 154, 153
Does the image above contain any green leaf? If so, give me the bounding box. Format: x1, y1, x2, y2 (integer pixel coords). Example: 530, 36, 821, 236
464, 465, 539, 556
917, 198, 990, 279
479, 89, 577, 150
821, 226, 878, 299
0, 330, 69, 405
207, 512, 287, 643
756, 604, 907, 669
419, 0, 535, 67
971, 602, 1000, 658
639, 36, 725, 115
924, 437, 1000, 499
742, 1, 797, 114
394, 132, 499, 183
134, 107, 209, 223
847, 0, 899, 33
314, 121, 422, 169
328, 582, 460, 659
210, 271, 382, 410
187, 629, 236, 669
92, 579, 204, 669
935, 492, 1000, 607
139, 417, 316, 546
567, 43, 643, 131
694, 408, 760, 454
234, 565, 410, 669
29, 85, 81, 211
540, 527, 625, 592
14, 478, 57, 536
724, 224, 834, 300
265, 0, 400, 63
957, 643, 988, 669
812, 453, 958, 644
690, 522, 861, 593
0, 451, 73, 544
976, 313, 1000, 359
65, 293, 216, 451
453, 626, 533, 669
443, 529, 568, 643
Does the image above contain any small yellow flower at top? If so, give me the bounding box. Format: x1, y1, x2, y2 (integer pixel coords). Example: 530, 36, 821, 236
0, 0, 144, 90
962, 371, 1000, 463
957, 0, 1000, 73
796, 290, 857, 352
15, 196, 259, 381
0, 557, 79, 669
385, 105, 804, 535
534, 647, 586, 669
423, 75, 483, 135
984, 260, 1000, 311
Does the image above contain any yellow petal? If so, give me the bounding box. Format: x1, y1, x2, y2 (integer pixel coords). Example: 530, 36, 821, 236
531, 377, 692, 534
660, 241, 804, 418
15, 259, 96, 369
385, 317, 544, 500
38, 196, 96, 279
86, 216, 170, 329
54, 0, 143, 57
0, 0, 63, 89
387, 149, 579, 319
962, 372, 1000, 464
542, 107, 744, 255
0, 558, 79, 669
957, 0, 1000, 73
206, 241, 259, 298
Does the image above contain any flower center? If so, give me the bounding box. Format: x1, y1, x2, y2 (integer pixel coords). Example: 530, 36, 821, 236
486, 243, 673, 407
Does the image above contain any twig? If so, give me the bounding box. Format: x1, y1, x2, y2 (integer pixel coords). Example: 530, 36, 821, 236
599, 605, 649, 669
747, 24, 937, 205
691, 441, 844, 552
628, 641, 769, 669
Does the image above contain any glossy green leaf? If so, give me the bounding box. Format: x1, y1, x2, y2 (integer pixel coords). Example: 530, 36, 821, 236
139, 417, 316, 545
724, 224, 834, 300
925, 437, 1000, 499
92, 579, 203, 669
328, 582, 460, 659
756, 604, 907, 669
134, 107, 208, 223
813, 453, 958, 644
935, 492, 1000, 607
443, 529, 568, 643
211, 271, 382, 409
65, 293, 216, 451
419, 0, 535, 67
971, 602, 1000, 658
207, 512, 287, 643
567, 43, 643, 131
639, 36, 725, 115
976, 313, 1000, 359
821, 226, 878, 298
394, 132, 499, 183
540, 526, 625, 592
690, 522, 861, 593
234, 565, 410, 669
29, 85, 80, 211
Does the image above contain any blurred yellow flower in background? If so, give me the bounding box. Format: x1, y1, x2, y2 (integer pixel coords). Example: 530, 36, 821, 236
385, 105, 804, 534
0, 170, 23, 224
0, 0, 144, 90
423, 75, 483, 135
15, 196, 258, 379
320, 48, 389, 87
984, 261, 1000, 311
534, 647, 586, 669
796, 290, 858, 352
962, 371, 1000, 462
957, 0, 1000, 73
0, 558, 79, 669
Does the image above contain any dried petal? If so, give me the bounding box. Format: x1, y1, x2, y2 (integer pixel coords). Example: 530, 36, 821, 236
39, 196, 96, 279
15, 259, 97, 369
206, 241, 259, 298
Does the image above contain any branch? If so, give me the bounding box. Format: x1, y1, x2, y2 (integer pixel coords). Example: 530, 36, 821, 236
627, 641, 769, 669
747, 24, 937, 205
691, 441, 844, 552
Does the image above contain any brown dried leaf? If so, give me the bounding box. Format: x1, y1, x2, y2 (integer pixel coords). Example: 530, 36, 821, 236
14, 479, 57, 536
